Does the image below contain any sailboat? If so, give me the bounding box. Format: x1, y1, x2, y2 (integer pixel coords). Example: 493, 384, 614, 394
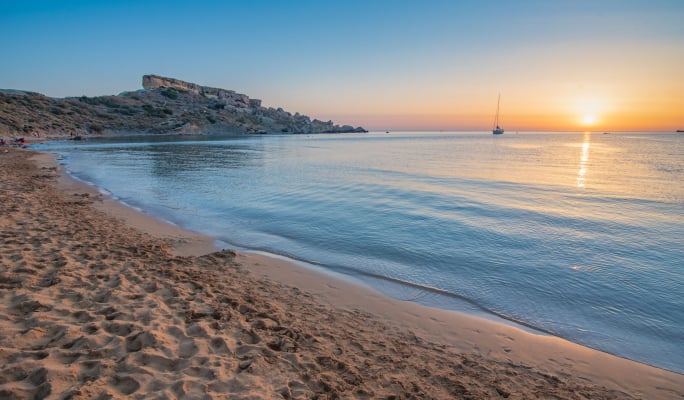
492, 94, 504, 135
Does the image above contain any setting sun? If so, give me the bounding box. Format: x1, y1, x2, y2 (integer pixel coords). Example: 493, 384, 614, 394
582, 114, 597, 126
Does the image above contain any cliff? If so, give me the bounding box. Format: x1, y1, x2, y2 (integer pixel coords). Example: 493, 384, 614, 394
142, 75, 262, 108
0, 75, 367, 137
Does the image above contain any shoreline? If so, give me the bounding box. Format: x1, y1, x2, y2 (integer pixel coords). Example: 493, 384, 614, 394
1, 147, 682, 398
39, 150, 576, 343
44, 151, 221, 258
42, 143, 678, 372
39, 147, 684, 384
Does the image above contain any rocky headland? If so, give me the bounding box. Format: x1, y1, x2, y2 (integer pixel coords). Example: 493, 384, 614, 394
0, 75, 367, 138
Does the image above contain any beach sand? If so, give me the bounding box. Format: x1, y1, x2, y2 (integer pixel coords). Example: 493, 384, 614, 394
1, 147, 683, 399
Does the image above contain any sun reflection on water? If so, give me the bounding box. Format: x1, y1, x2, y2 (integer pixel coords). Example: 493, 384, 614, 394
576, 132, 591, 188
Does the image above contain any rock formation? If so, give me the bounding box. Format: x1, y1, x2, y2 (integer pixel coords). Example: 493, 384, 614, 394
142, 75, 260, 108
0, 76, 367, 137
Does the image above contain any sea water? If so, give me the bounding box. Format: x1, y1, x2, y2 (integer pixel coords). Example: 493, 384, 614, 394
34, 131, 684, 373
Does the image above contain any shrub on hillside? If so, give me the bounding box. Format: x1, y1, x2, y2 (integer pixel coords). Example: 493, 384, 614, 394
161, 88, 179, 100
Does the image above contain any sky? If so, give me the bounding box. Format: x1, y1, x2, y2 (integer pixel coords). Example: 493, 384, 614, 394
1, 0, 683, 132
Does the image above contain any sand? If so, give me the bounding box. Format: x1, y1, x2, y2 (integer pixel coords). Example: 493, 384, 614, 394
1, 147, 683, 399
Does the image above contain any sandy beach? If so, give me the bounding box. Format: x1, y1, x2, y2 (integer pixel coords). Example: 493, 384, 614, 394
1, 147, 683, 399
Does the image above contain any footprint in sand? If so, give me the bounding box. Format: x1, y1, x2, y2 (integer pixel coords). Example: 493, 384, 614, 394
138, 353, 189, 373
164, 325, 200, 358
33, 383, 51, 400
92, 289, 111, 303
239, 329, 261, 345
178, 338, 199, 358
27, 367, 48, 386
102, 321, 137, 336
111, 375, 140, 395
125, 331, 156, 352
78, 360, 101, 382
185, 322, 208, 337
26, 367, 51, 400
209, 337, 230, 354
31, 325, 68, 350
10, 295, 48, 315
70, 310, 94, 323
95, 305, 119, 321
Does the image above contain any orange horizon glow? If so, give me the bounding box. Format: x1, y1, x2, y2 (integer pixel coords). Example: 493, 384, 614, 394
325, 92, 684, 132
298, 39, 684, 133
328, 109, 684, 132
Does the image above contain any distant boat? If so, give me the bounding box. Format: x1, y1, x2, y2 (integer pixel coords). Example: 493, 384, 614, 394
492, 94, 504, 135
677, 130, 684, 133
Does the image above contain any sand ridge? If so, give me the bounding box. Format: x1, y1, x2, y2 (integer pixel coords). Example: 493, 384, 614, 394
1, 147, 682, 399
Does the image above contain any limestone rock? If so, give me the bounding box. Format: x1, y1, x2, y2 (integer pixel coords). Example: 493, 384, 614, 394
0, 76, 367, 138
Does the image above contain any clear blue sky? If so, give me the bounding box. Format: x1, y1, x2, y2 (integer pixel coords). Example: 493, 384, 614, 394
1, 0, 682, 130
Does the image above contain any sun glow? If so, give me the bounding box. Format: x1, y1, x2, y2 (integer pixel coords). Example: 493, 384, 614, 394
582, 114, 596, 126
570, 95, 608, 129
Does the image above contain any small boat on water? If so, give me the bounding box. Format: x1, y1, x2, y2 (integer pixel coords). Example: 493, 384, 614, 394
492, 94, 504, 135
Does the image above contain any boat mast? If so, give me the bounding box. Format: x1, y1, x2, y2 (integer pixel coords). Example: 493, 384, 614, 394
494, 93, 500, 129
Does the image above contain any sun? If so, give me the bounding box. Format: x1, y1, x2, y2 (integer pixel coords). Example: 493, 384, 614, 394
581, 114, 596, 126
571, 95, 608, 129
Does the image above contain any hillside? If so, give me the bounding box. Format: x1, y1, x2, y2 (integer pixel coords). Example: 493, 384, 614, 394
0, 75, 366, 138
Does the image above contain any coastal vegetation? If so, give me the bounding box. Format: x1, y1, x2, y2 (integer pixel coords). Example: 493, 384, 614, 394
0, 75, 366, 138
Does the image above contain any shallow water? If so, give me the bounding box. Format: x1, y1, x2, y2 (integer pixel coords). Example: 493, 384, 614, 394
35, 131, 684, 372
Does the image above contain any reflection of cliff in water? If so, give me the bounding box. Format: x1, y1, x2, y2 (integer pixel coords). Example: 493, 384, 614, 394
148, 140, 265, 179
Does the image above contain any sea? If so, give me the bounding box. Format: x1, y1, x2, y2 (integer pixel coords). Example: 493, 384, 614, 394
33, 131, 684, 373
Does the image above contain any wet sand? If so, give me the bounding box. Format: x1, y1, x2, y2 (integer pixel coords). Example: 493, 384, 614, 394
1, 147, 682, 399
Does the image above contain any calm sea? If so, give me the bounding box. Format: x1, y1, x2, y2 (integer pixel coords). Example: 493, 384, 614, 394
34, 131, 684, 373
